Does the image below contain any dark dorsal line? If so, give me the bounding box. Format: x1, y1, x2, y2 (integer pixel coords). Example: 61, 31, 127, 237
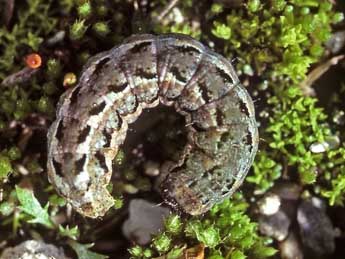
55, 121, 64, 141
75, 154, 87, 172
102, 128, 112, 147
94, 57, 110, 74
95, 151, 108, 173
70, 86, 82, 104
130, 41, 152, 54
239, 99, 250, 117
52, 158, 63, 177
108, 82, 128, 93
136, 68, 157, 80
176, 45, 202, 55
89, 101, 107, 116
170, 66, 187, 83
77, 125, 91, 144
215, 66, 234, 85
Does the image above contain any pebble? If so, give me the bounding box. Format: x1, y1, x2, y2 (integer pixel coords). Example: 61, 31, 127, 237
309, 136, 340, 153
122, 199, 171, 245
0, 240, 69, 259
259, 210, 291, 241
325, 30, 345, 54
258, 193, 281, 215
279, 231, 304, 259
144, 161, 160, 177
297, 199, 335, 256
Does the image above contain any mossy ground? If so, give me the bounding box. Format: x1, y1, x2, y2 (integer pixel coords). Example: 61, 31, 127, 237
0, 0, 345, 258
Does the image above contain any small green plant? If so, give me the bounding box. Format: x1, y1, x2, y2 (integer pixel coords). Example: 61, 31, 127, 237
16, 186, 54, 229
247, 152, 282, 194
209, 0, 343, 81
11, 186, 107, 258
266, 86, 330, 184
130, 194, 277, 259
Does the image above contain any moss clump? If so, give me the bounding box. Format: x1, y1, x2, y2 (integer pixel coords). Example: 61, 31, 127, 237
0, 155, 12, 179
130, 194, 276, 259
265, 86, 330, 184
209, 0, 343, 81
70, 19, 88, 41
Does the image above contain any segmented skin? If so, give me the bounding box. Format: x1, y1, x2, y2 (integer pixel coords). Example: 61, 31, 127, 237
47, 34, 259, 218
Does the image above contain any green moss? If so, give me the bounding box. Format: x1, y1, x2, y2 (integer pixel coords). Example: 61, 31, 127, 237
0, 0, 62, 80
210, 0, 342, 81
130, 195, 276, 258
70, 19, 88, 41
266, 86, 330, 184
113, 196, 124, 209
153, 233, 172, 254
247, 152, 282, 194
211, 22, 231, 40
7, 147, 21, 161
46, 59, 62, 79
92, 21, 110, 37
0, 155, 12, 179
164, 215, 183, 235
78, 1, 92, 18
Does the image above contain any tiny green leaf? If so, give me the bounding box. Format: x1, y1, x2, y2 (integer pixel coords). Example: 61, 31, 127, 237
15, 186, 54, 229
0, 155, 12, 179
59, 225, 80, 240
69, 240, 108, 259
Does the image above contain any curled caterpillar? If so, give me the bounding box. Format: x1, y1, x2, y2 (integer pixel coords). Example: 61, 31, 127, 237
47, 34, 258, 218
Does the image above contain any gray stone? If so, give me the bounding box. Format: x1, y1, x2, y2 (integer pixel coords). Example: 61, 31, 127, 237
326, 30, 345, 54
122, 199, 171, 245
297, 199, 335, 256
0, 240, 69, 259
259, 210, 291, 241
279, 231, 304, 259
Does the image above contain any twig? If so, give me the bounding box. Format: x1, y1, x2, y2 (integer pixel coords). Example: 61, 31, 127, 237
3, 0, 15, 28
300, 55, 345, 96
155, 0, 180, 22
1, 67, 40, 87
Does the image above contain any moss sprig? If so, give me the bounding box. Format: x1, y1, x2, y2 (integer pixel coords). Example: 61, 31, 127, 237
129, 194, 277, 259
210, 0, 343, 81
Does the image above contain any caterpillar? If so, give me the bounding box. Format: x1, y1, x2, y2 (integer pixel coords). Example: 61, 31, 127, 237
47, 34, 258, 218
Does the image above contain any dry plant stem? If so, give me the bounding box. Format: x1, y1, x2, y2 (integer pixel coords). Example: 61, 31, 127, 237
155, 0, 180, 22
1, 67, 40, 87
300, 55, 345, 96
3, 0, 15, 27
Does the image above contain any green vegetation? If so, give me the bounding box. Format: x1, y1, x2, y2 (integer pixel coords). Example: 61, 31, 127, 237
130, 195, 276, 259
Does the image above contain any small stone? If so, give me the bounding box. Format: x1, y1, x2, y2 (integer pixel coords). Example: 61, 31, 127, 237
259, 210, 291, 241
0, 240, 69, 259
333, 110, 345, 125
144, 161, 160, 176
279, 231, 304, 259
309, 136, 340, 153
325, 30, 345, 54
258, 193, 281, 215
46, 31, 66, 46
297, 199, 335, 256
122, 199, 171, 245
309, 141, 328, 153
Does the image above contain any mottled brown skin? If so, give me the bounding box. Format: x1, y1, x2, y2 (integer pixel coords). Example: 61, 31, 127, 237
47, 33, 258, 218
